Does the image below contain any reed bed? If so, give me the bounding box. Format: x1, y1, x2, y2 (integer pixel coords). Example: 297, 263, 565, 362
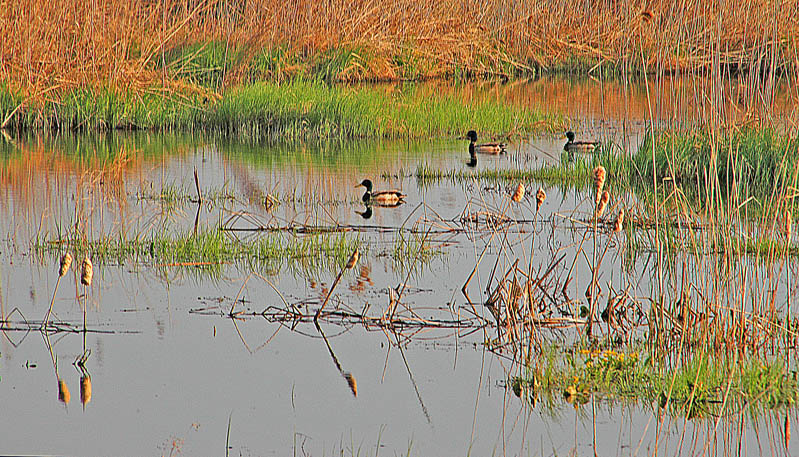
2, 0, 796, 98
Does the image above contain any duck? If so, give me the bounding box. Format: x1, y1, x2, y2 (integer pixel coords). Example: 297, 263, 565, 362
467, 130, 506, 154
564, 131, 599, 153
355, 179, 406, 206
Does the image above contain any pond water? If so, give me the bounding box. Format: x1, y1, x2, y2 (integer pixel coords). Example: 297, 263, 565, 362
0, 76, 797, 456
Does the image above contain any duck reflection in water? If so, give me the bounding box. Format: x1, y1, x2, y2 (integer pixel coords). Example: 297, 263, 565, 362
355, 205, 373, 220
467, 151, 478, 168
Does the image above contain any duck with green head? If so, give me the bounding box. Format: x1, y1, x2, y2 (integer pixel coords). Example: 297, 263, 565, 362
467, 130, 506, 154
356, 179, 406, 206
564, 131, 599, 153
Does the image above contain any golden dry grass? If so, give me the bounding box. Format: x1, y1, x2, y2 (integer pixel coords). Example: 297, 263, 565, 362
2, 0, 797, 100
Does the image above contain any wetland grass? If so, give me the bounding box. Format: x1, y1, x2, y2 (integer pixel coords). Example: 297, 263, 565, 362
1, 79, 556, 138
511, 346, 798, 416
34, 229, 363, 278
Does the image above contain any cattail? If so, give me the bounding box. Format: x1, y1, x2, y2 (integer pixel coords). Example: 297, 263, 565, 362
511, 183, 525, 203
786, 414, 791, 447
344, 372, 357, 397
345, 249, 359, 270
81, 256, 93, 286
536, 188, 546, 212
596, 191, 610, 218
592, 166, 606, 201
614, 208, 625, 233
81, 375, 92, 406
785, 211, 793, 241
59, 253, 73, 277
58, 379, 70, 405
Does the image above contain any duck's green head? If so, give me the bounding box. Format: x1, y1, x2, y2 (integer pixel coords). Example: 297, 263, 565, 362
565, 131, 576, 142
355, 179, 373, 191
467, 130, 478, 142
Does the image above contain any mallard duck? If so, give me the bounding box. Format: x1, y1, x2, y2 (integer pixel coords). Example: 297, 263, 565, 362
356, 179, 406, 206
564, 131, 599, 153
467, 130, 506, 154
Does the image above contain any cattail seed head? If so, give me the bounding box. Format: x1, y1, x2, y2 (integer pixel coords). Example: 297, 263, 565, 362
81, 375, 92, 406
511, 183, 525, 203
59, 253, 73, 277
58, 379, 70, 404
596, 191, 610, 218
536, 188, 546, 212
344, 372, 358, 397
785, 211, 793, 240
592, 166, 606, 201
345, 249, 359, 270
81, 256, 93, 286
786, 414, 791, 447
614, 208, 625, 233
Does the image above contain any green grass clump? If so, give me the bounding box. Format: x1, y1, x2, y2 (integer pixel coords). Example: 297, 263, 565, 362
1, 79, 558, 139
511, 347, 798, 418
34, 229, 362, 278
214, 79, 556, 139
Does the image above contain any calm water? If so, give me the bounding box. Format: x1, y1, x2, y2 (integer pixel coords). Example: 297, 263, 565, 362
0, 76, 797, 456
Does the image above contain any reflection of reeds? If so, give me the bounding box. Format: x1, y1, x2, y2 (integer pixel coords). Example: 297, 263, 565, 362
58, 379, 70, 405
80, 375, 92, 407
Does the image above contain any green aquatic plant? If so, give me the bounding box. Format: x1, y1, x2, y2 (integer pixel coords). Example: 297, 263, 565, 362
511, 346, 798, 418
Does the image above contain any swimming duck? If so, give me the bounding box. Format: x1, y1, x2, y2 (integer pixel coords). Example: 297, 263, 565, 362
467, 130, 506, 154
355, 179, 406, 206
564, 131, 599, 153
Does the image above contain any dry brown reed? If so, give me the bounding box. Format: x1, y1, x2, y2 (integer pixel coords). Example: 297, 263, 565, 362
512, 183, 525, 203
80, 256, 93, 286
2, 0, 796, 98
